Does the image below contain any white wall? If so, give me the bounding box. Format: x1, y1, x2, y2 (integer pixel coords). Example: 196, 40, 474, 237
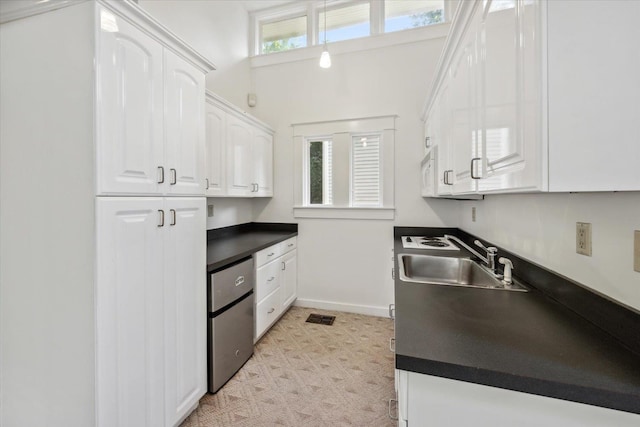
459, 192, 640, 310
251, 38, 457, 315
206, 197, 254, 229
139, 0, 252, 108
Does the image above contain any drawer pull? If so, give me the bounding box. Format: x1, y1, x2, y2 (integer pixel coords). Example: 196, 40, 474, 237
268, 252, 275, 257
235, 276, 245, 286
268, 307, 275, 314
267, 276, 275, 282
287, 243, 294, 247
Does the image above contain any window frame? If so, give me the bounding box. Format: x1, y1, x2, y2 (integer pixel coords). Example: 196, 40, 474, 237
292, 116, 396, 220
250, 0, 451, 58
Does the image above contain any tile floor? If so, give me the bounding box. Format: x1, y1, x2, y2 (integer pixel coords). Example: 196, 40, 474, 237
181, 306, 396, 426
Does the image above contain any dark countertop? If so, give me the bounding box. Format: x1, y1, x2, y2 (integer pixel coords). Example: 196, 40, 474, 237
207, 223, 297, 273
393, 227, 640, 414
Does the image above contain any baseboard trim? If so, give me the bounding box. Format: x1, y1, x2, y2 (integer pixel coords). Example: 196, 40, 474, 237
294, 298, 390, 318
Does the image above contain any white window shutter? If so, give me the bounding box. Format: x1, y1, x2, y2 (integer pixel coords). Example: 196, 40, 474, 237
352, 135, 381, 206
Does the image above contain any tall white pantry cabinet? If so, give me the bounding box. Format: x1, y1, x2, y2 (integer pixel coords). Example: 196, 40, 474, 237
0, 1, 214, 427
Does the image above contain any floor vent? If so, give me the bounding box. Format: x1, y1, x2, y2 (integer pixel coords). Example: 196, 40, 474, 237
305, 313, 336, 326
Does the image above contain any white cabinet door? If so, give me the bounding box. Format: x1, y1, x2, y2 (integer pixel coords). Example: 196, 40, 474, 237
204, 102, 227, 196
436, 80, 454, 196
253, 129, 274, 197
477, 0, 543, 193
96, 10, 164, 196
226, 114, 254, 196
96, 197, 165, 427
163, 198, 206, 427
281, 249, 297, 309
450, 9, 480, 195
164, 50, 206, 196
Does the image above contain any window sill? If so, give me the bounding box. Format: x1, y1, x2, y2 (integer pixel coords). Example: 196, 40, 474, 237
251, 22, 450, 69
293, 206, 395, 220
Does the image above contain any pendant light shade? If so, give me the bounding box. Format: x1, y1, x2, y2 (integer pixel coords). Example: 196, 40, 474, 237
319, 47, 331, 68
320, 0, 331, 68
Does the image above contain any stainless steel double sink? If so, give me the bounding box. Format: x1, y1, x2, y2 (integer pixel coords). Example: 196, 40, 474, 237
398, 254, 528, 292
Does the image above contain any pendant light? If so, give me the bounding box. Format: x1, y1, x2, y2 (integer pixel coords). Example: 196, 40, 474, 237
319, 0, 331, 68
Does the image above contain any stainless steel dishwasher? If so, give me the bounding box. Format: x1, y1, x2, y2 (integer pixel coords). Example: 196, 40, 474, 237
207, 257, 254, 393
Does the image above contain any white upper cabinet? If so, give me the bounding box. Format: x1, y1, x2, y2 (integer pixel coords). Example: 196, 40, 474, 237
206, 91, 275, 198
164, 50, 206, 195
204, 101, 227, 196
96, 12, 164, 195
546, 0, 640, 191
422, 0, 639, 195
97, 7, 208, 197
252, 129, 274, 197
226, 114, 255, 196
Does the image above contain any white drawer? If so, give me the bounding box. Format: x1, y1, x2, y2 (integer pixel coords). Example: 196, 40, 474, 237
255, 243, 282, 268
255, 288, 282, 340
255, 259, 280, 301
279, 236, 297, 254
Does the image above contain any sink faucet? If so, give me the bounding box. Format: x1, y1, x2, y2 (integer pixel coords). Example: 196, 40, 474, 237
474, 240, 498, 274
499, 257, 514, 285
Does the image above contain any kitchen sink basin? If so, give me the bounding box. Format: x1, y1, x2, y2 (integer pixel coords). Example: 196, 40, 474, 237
397, 254, 528, 292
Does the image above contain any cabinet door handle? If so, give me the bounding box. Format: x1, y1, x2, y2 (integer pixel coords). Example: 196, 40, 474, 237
157, 210, 164, 227
389, 337, 395, 353
206, 178, 209, 189
235, 276, 245, 286
268, 307, 275, 314
170, 209, 176, 226
470, 157, 482, 180
388, 304, 395, 320
443, 170, 448, 185
158, 166, 165, 184
388, 398, 398, 420
170, 168, 177, 185
255, 183, 259, 192
444, 169, 454, 185
282, 261, 286, 271
267, 276, 275, 282
425, 136, 431, 148
391, 267, 395, 280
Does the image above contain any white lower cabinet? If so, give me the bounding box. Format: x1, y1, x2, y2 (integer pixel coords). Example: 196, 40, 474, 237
396, 370, 639, 427
97, 197, 206, 427
254, 237, 297, 342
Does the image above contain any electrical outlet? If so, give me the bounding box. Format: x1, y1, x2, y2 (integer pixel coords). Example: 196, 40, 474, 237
207, 204, 214, 217
576, 222, 592, 256
471, 207, 476, 222
634, 230, 640, 273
